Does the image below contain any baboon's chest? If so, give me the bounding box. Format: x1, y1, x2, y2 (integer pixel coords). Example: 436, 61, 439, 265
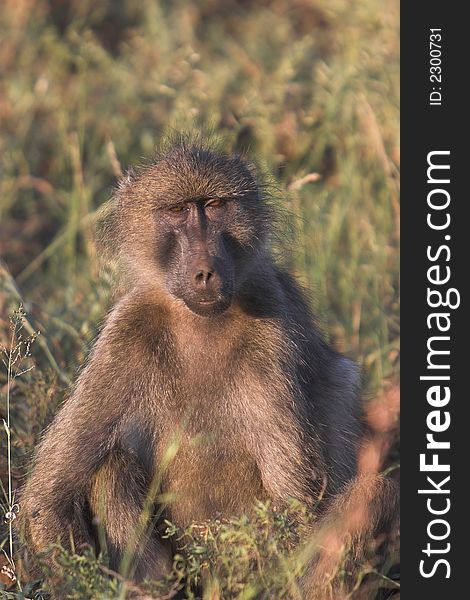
157, 378, 267, 527
154, 317, 283, 526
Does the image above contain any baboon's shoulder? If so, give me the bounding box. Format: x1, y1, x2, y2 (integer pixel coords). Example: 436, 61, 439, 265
90, 293, 177, 371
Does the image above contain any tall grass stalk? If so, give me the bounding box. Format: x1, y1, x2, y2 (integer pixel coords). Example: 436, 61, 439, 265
1, 306, 38, 574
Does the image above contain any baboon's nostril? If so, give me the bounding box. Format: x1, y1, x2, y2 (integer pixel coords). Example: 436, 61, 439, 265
195, 270, 213, 286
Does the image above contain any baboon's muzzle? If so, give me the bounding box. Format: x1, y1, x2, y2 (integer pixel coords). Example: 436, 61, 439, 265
183, 252, 233, 317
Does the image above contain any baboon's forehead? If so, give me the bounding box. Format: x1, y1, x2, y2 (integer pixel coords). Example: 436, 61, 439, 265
124, 148, 260, 208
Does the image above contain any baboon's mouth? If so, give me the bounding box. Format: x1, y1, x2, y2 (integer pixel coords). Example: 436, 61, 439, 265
183, 295, 232, 317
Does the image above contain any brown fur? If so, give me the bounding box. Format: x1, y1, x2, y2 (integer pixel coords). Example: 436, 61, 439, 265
19, 136, 397, 594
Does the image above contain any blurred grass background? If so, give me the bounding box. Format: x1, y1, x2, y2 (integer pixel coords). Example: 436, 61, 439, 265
0, 0, 399, 595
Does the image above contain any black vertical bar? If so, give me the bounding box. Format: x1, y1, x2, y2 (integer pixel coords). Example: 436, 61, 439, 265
401, 2, 466, 597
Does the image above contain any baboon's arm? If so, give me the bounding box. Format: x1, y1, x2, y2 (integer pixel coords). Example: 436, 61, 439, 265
89, 447, 171, 580
274, 267, 363, 495
20, 316, 139, 558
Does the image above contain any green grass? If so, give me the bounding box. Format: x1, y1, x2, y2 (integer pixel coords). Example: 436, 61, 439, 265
0, 0, 399, 597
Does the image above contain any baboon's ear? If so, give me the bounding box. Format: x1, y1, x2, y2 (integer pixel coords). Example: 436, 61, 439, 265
95, 197, 121, 259
95, 168, 136, 258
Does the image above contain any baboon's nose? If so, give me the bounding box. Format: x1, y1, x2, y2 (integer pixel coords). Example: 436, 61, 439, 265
194, 268, 214, 287
191, 252, 218, 291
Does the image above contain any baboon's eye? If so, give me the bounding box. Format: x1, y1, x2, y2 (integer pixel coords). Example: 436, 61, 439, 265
205, 198, 225, 208
168, 204, 187, 213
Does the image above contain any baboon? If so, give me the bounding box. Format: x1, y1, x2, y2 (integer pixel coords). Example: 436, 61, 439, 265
20, 136, 397, 595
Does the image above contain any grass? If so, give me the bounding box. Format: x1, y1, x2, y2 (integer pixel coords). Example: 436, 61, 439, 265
0, 0, 399, 597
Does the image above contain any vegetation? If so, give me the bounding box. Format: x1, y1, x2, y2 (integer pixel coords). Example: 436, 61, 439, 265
0, 0, 399, 597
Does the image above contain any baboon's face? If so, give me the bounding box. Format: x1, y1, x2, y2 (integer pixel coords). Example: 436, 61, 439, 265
156, 197, 237, 316
115, 146, 270, 317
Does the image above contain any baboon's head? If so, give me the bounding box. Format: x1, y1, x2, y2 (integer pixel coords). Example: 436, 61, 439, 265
108, 138, 273, 316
